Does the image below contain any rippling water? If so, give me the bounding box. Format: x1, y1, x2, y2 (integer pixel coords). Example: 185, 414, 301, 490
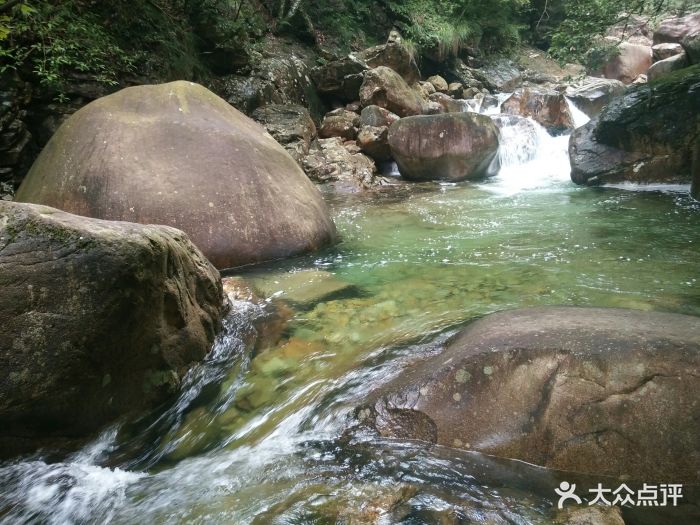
1, 109, 699, 524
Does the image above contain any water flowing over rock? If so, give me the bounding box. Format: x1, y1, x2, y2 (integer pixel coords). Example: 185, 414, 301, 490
570, 65, 700, 185
565, 77, 627, 118
251, 104, 316, 164
501, 88, 575, 134
16, 81, 337, 269
388, 113, 499, 182
355, 307, 700, 482
359, 67, 426, 117
0, 201, 226, 456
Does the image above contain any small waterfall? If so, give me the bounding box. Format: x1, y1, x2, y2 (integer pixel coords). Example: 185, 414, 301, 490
565, 97, 591, 128
484, 114, 572, 194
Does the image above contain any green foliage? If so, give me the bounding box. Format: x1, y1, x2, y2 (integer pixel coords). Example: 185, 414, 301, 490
386, 0, 528, 59
545, 0, 696, 69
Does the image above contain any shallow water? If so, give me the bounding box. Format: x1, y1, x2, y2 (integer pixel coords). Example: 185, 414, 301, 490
1, 113, 699, 524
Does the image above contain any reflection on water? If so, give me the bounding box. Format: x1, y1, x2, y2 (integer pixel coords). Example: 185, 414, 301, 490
1, 130, 699, 524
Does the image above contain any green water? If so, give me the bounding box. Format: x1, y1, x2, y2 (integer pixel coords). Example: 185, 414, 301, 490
1, 179, 699, 524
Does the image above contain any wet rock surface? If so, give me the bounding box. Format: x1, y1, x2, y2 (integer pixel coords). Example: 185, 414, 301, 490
388, 113, 499, 182
16, 81, 337, 269
570, 65, 700, 185
0, 201, 225, 456
501, 88, 575, 134
355, 306, 700, 482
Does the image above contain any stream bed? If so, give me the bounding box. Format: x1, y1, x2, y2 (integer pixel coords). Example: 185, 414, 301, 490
1, 110, 699, 524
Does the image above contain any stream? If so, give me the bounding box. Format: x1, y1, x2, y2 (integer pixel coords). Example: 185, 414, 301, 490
1, 99, 699, 524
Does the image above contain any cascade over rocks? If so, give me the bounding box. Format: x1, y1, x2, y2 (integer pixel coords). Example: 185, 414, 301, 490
0, 201, 226, 456
570, 65, 700, 185
354, 307, 700, 482
16, 81, 337, 269
359, 66, 426, 117
501, 88, 575, 134
388, 113, 499, 182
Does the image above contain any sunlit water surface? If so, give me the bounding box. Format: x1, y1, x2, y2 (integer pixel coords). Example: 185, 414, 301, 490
1, 107, 699, 524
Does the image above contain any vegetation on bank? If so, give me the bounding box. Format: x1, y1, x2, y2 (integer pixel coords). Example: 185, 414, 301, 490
0, 0, 697, 95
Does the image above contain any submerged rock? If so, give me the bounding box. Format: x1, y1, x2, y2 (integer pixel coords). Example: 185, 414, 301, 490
16, 81, 337, 269
570, 65, 700, 185
0, 201, 225, 455
388, 113, 499, 182
355, 307, 700, 482
359, 66, 425, 117
501, 88, 574, 134
249, 269, 354, 306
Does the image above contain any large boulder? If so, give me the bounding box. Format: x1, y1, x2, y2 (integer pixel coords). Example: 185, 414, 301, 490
652, 42, 684, 61
602, 41, 653, 84
357, 125, 391, 162
605, 14, 653, 46
318, 108, 360, 140
311, 55, 369, 103
683, 30, 700, 64
15, 81, 337, 269
357, 39, 421, 84
653, 11, 700, 45
501, 88, 574, 134
251, 104, 316, 164
359, 67, 426, 117
646, 51, 689, 81
570, 65, 700, 185
565, 77, 627, 118
355, 307, 700, 482
427, 75, 449, 93
388, 113, 499, 182
471, 58, 522, 92
0, 201, 225, 455
359, 105, 400, 128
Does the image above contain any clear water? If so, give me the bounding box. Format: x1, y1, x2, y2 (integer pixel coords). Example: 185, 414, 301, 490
1, 113, 699, 524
